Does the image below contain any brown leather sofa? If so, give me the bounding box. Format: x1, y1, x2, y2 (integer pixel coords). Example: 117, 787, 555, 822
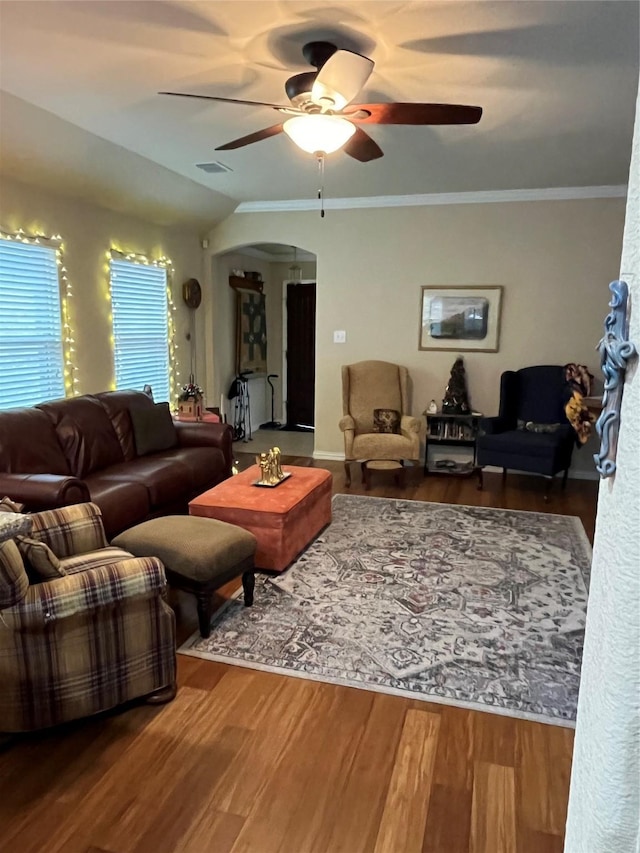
0, 390, 233, 538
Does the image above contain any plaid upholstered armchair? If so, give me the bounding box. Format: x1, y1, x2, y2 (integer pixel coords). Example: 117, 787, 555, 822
0, 502, 176, 732
340, 361, 421, 486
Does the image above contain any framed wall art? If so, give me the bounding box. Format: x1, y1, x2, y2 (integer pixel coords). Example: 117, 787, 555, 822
419, 285, 503, 352
236, 288, 267, 374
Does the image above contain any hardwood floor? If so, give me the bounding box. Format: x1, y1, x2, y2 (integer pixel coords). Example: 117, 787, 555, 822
0, 459, 597, 853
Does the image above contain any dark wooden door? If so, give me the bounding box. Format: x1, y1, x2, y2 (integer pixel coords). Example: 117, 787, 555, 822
286, 282, 316, 429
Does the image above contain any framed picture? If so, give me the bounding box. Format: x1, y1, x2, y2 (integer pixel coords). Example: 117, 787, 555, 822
419, 286, 503, 352
236, 288, 267, 374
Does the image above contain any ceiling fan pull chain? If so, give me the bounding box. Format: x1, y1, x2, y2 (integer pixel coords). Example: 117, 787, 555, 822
317, 153, 326, 218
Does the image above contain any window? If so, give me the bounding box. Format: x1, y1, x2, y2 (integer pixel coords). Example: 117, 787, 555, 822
0, 236, 66, 409
109, 256, 171, 403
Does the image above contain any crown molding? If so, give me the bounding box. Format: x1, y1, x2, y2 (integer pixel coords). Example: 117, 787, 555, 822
235, 185, 627, 214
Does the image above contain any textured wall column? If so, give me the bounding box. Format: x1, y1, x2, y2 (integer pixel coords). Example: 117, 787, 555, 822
564, 79, 640, 852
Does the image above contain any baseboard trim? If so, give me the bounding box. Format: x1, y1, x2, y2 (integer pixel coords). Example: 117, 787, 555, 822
313, 451, 344, 461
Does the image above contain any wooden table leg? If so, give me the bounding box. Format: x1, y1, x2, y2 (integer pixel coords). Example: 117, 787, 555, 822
196, 590, 213, 639
242, 570, 255, 607
362, 462, 371, 490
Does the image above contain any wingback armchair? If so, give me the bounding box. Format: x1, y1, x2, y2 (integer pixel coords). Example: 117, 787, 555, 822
340, 361, 421, 486
476, 365, 576, 499
0, 502, 176, 732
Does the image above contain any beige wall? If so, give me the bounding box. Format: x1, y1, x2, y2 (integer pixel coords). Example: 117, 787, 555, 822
0, 175, 204, 399
1, 174, 624, 479
207, 198, 625, 474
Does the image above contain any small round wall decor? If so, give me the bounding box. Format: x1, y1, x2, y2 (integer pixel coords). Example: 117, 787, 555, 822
182, 278, 202, 309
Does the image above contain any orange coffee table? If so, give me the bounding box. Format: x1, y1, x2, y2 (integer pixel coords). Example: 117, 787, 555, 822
189, 465, 332, 572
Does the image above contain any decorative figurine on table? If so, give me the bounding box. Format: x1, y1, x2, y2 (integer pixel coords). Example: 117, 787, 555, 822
178, 379, 204, 421
255, 446, 290, 487
427, 399, 438, 414
442, 356, 471, 414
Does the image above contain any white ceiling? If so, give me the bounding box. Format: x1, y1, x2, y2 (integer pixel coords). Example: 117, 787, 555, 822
0, 1, 638, 226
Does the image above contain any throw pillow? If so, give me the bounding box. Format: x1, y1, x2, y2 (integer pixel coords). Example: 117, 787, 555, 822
517, 420, 562, 434
0, 496, 25, 513
0, 512, 31, 544
16, 536, 66, 580
129, 402, 178, 457
373, 409, 401, 434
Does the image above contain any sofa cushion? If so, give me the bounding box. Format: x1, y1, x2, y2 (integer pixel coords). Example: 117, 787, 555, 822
96, 390, 156, 462
82, 477, 151, 539
37, 396, 125, 478
478, 429, 571, 459
91, 458, 191, 509
353, 432, 415, 460
16, 536, 66, 580
151, 447, 226, 492
0, 539, 30, 609
130, 403, 178, 457
60, 546, 135, 575
0, 408, 70, 475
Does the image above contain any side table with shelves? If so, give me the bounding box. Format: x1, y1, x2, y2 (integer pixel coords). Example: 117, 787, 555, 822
423, 411, 482, 477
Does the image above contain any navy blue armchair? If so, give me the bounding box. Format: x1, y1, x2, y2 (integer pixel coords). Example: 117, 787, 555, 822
476, 365, 576, 499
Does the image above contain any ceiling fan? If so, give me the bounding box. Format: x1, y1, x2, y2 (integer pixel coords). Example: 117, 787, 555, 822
160, 41, 482, 162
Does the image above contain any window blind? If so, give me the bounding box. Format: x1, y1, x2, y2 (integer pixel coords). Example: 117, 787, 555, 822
0, 238, 65, 409
110, 259, 170, 403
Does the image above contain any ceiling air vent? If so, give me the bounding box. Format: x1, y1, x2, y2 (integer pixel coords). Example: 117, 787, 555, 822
196, 161, 233, 174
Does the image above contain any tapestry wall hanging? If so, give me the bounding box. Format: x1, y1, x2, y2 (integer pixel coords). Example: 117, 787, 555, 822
236, 288, 267, 374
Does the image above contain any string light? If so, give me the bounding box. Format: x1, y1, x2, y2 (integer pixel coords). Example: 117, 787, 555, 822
0, 226, 79, 397
108, 248, 180, 405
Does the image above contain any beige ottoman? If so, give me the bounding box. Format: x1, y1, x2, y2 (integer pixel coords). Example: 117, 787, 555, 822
113, 515, 257, 638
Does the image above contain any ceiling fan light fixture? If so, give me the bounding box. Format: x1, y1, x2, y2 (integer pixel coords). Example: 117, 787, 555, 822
311, 50, 375, 112
283, 114, 356, 154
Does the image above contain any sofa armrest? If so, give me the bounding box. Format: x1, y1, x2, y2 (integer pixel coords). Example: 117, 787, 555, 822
173, 421, 233, 475
478, 416, 511, 436
400, 415, 421, 436
0, 474, 90, 510
29, 502, 108, 557
4, 555, 167, 630
339, 416, 355, 460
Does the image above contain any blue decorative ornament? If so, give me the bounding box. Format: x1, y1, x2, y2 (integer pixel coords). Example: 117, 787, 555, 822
594, 280, 637, 478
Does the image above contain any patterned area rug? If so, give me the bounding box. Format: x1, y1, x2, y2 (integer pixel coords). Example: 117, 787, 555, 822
179, 495, 592, 726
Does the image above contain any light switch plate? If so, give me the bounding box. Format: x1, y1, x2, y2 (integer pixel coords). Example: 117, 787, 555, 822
333, 330, 347, 343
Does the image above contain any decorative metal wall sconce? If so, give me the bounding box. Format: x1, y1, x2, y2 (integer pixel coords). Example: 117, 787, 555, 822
594, 280, 637, 478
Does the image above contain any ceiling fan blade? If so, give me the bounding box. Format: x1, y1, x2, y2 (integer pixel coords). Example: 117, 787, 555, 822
215, 124, 284, 151
159, 91, 296, 112
345, 103, 482, 125
343, 127, 383, 162
311, 49, 374, 111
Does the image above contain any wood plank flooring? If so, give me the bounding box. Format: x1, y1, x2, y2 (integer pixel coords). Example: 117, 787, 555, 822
0, 459, 597, 853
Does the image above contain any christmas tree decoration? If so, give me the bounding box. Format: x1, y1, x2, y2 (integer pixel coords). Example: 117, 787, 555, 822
442, 357, 471, 414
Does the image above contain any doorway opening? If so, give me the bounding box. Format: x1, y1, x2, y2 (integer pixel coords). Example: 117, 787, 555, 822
282, 278, 316, 431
